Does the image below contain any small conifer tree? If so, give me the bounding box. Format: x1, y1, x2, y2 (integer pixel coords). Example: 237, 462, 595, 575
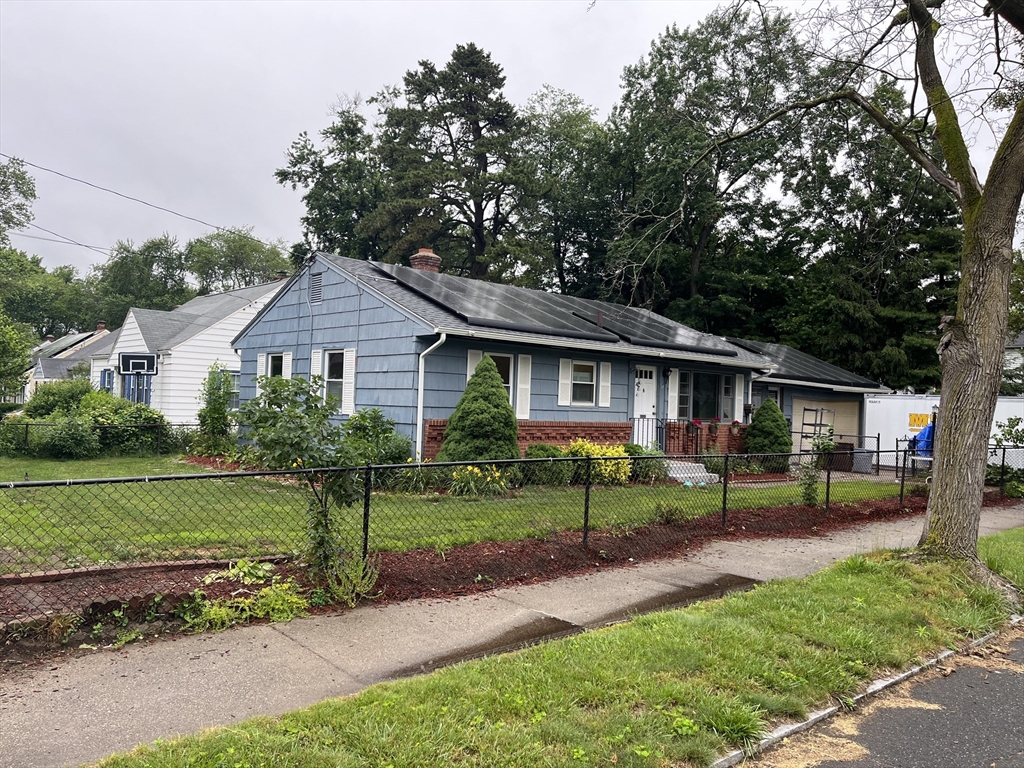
435, 354, 520, 462
744, 398, 792, 471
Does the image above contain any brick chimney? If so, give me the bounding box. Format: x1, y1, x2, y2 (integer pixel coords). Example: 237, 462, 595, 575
275, 270, 289, 281
409, 248, 442, 273
96, 321, 107, 331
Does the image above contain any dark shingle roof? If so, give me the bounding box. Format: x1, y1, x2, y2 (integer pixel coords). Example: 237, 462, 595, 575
319, 254, 772, 369
727, 338, 888, 391
132, 282, 283, 352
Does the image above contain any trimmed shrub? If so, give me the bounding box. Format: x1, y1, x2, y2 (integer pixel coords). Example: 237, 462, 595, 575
622, 442, 669, 483
435, 355, 519, 463
524, 443, 571, 487
565, 438, 631, 485
0, 402, 21, 416
344, 408, 412, 466
744, 398, 792, 473
78, 391, 169, 454
42, 414, 101, 459
24, 379, 94, 418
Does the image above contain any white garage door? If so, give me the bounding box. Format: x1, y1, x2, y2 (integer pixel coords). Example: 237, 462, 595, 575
792, 397, 861, 451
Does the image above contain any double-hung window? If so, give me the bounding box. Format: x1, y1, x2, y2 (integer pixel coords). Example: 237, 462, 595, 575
558, 359, 609, 408
310, 348, 356, 415
571, 362, 596, 406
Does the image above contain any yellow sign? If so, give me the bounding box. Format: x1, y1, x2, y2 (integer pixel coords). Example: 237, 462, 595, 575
908, 413, 931, 433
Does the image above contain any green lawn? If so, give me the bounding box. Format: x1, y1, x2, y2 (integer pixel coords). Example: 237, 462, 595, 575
0, 455, 204, 483
96, 536, 1022, 768
0, 477, 902, 574
979, 526, 1024, 588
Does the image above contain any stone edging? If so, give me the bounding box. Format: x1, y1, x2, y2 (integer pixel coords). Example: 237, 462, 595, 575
710, 613, 1024, 768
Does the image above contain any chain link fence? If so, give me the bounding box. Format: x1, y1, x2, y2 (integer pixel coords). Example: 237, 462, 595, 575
0, 449, 965, 635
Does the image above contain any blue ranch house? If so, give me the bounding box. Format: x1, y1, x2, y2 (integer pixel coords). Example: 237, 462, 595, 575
231, 249, 886, 459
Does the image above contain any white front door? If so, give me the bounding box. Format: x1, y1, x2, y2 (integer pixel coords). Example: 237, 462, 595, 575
632, 365, 658, 445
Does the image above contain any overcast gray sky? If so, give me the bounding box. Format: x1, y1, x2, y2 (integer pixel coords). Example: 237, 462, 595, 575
0, 0, 721, 275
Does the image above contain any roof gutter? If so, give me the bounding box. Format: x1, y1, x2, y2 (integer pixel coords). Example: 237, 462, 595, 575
761, 376, 891, 394
415, 332, 447, 460
430, 327, 771, 371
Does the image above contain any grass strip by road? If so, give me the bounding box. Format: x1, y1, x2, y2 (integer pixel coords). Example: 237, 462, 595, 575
96, 532, 1022, 768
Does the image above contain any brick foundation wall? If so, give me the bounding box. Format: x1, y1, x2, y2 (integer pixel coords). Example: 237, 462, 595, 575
423, 420, 634, 460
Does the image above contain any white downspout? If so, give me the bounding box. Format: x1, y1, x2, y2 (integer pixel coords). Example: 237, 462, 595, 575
415, 332, 447, 460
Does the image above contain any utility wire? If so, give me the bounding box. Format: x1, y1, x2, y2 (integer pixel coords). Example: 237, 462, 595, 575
10, 231, 112, 253
0, 152, 281, 250
27, 223, 112, 258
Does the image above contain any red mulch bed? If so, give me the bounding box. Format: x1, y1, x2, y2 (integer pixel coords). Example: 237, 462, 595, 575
2, 491, 1015, 662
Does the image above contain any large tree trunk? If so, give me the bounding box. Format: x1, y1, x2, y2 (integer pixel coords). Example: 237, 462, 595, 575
920, 208, 1015, 559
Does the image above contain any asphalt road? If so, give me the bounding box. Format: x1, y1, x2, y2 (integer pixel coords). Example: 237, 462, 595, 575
755, 627, 1024, 768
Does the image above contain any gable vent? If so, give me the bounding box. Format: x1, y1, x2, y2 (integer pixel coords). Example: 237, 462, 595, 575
310, 273, 323, 303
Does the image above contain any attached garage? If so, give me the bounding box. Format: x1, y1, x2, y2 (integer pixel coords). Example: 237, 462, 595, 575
728, 338, 890, 454
791, 396, 862, 451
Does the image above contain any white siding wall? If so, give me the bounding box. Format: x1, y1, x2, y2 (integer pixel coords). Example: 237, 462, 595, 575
156, 300, 271, 422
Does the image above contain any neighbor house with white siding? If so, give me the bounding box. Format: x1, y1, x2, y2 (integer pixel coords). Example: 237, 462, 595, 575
101, 281, 285, 422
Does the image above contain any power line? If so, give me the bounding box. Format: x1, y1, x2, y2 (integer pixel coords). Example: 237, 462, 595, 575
10, 231, 112, 253
0, 152, 281, 250
27, 223, 112, 258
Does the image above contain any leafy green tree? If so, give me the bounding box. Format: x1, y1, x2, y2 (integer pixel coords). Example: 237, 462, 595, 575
184, 228, 290, 292
777, 82, 962, 391
516, 87, 616, 293
237, 376, 358, 576
0, 307, 30, 397
714, 0, 1024, 570
0, 157, 36, 247
365, 43, 531, 278
275, 98, 387, 266
606, 7, 808, 311
436, 355, 519, 462
92, 235, 195, 327
0, 247, 95, 338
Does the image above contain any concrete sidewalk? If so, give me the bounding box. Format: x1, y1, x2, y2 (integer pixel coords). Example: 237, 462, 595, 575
1, 507, 1021, 768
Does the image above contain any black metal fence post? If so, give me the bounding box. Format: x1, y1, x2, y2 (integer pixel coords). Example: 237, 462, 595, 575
876, 433, 881, 476
824, 461, 832, 516
721, 453, 730, 527
899, 449, 908, 505
1000, 446, 1008, 498
582, 456, 592, 548
362, 463, 372, 561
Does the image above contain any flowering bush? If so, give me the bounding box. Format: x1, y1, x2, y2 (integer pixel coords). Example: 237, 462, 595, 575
449, 464, 508, 497
565, 438, 631, 485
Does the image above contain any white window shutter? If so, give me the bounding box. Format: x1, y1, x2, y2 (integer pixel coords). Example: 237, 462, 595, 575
599, 362, 612, 407
310, 349, 323, 397
734, 374, 744, 422
466, 349, 483, 381
667, 368, 679, 419
558, 358, 572, 406
516, 354, 531, 420
282, 352, 293, 380
341, 347, 356, 415
255, 353, 266, 394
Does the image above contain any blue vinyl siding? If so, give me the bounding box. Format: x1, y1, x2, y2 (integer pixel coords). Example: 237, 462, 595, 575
235, 255, 758, 446
234, 258, 431, 441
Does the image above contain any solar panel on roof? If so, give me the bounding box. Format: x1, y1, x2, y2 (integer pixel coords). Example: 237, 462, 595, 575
371, 262, 621, 343
572, 307, 739, 357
